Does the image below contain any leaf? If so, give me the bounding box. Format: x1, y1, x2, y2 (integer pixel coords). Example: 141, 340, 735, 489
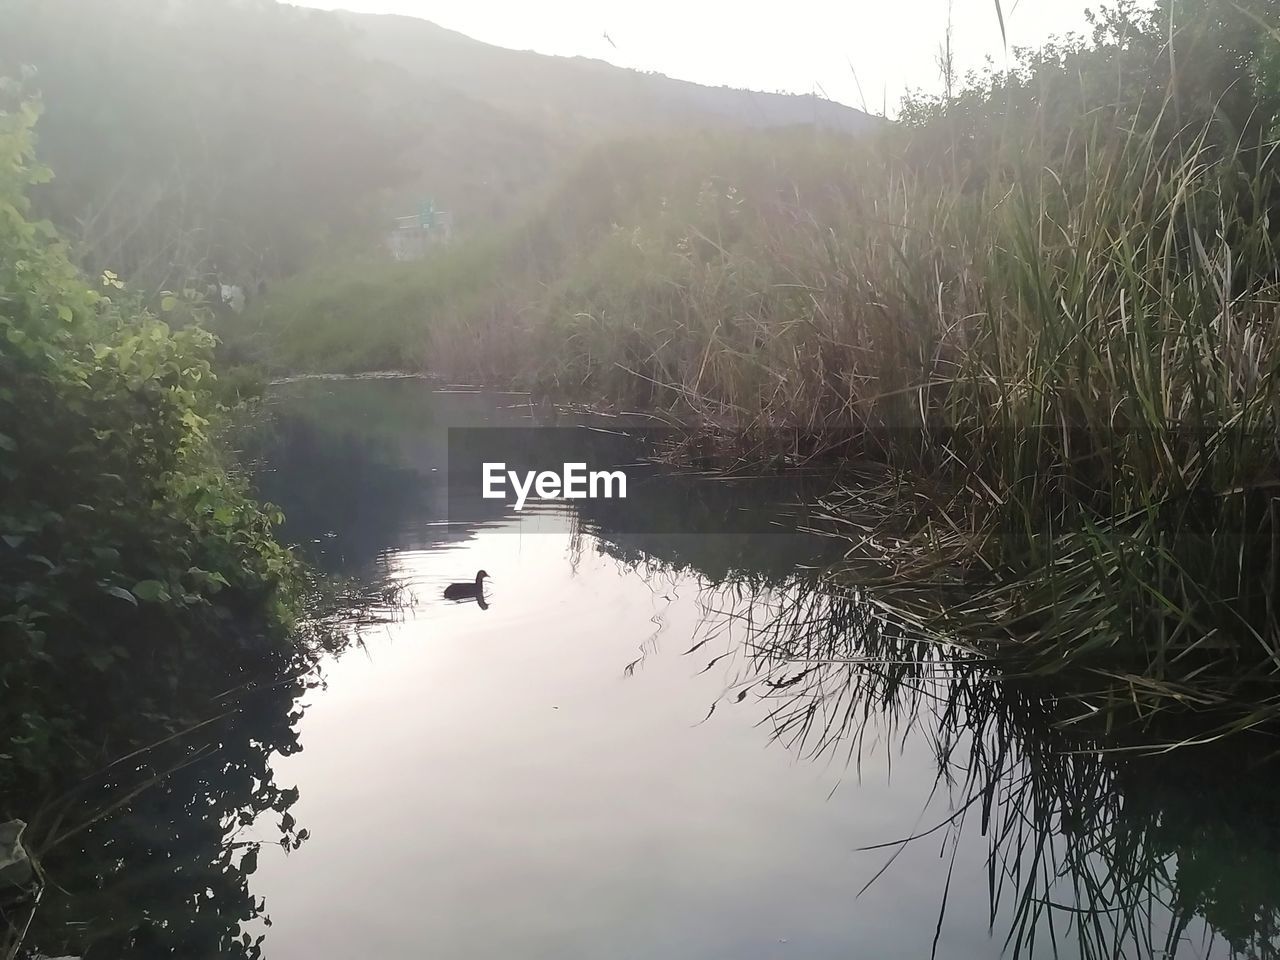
131, 579, 170, 603
103, 585, 137, 606
0, 433, 15, 452
1, 534, 24, 549
160, 295, 178, 312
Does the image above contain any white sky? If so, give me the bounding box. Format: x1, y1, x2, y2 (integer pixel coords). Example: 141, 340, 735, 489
293, 0, 1109, 113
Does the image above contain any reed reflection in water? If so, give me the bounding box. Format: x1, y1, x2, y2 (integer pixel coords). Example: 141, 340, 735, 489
658, 561, 1280, 960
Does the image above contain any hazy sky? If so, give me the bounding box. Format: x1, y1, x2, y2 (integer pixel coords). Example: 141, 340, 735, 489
291, 0, 1113, 112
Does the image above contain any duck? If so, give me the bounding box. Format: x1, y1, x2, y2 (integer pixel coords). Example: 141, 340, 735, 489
443, 570, 490, 609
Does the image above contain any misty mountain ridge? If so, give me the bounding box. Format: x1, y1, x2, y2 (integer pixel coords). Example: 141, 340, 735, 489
334, 10, 879, 137
3, 0, 879, 286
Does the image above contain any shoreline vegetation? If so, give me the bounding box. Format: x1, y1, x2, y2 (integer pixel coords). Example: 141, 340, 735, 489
2, 0, 1280, 952
1, 0, 1279, 913
0, 84, 381, 933
240, 4, 1280, 731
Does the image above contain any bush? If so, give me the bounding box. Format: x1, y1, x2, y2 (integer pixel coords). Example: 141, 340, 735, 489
0, 92, 306, 803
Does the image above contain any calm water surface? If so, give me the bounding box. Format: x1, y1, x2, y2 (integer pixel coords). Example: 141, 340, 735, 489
22, 378, 1280, 960
240, 378, 1244, 960
248, 380, 988, 959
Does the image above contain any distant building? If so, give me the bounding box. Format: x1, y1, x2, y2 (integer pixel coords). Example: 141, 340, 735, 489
386, 206, 454, 261
219, 283, 246, 313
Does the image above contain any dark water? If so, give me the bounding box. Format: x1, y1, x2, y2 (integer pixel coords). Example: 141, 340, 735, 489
16, 378, 1280, 959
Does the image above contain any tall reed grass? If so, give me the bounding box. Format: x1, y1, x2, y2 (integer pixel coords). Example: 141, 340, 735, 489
507, 107, 1280, 710
244, 3, 1280, 715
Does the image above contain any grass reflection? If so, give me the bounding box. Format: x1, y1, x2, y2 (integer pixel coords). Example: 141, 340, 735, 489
679, 572, 1280, 959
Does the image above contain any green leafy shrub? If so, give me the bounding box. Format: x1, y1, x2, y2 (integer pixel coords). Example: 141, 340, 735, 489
0, 92, 305, 801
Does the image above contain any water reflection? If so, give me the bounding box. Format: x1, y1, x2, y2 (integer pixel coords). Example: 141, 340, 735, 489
248, 379, 533, 578
665, 572, 1280, 959
6, 668, 320, 959
11, 379, 1280, 959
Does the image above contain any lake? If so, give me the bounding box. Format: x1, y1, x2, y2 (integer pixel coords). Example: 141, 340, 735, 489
17, 378, 1280, 959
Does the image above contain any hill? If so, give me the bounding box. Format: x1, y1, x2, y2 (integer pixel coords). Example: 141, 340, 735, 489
0, 0, 876, 291
335, 11, 878, 137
